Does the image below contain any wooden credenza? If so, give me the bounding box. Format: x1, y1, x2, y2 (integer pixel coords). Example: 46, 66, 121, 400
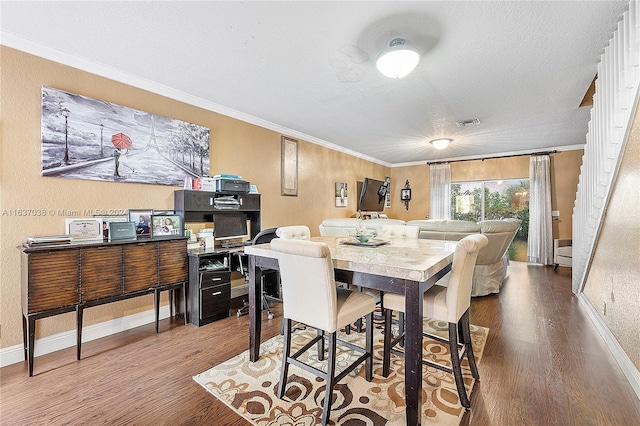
20, 237, 188, 376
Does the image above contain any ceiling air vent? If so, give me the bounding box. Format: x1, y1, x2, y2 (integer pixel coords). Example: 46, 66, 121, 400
455, 118, 481, 127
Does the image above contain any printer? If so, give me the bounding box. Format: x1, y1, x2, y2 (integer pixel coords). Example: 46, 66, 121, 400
215, 178, 250, 193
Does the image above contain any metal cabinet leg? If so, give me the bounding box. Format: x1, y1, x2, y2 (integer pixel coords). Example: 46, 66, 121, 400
25, 315, 36, 377
22, 314, 28, 359
169, 289, 174, 318
181, 282, 187, 325
76, 304, 84, 360
154, 288, 161, 333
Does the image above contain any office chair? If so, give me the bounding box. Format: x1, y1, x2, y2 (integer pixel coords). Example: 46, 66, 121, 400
236, 227, 281, 319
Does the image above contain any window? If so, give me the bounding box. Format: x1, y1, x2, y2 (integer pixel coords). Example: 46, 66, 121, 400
451, 179, 529, 261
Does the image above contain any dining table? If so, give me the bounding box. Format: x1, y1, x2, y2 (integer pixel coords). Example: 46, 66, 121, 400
244, 235, 456, 426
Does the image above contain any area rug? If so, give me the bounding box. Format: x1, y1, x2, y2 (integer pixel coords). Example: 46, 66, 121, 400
194, 319, 488, 425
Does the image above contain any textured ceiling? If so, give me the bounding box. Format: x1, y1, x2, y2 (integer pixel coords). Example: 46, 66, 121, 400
0, 1, 629, 166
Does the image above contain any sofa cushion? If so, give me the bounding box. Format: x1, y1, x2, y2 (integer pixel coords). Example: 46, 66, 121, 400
556, 246, 572, 257
407, 219, 480, 233
480, 218, 520, 233
406, 219, 480, 241
318, 218, 362, 236
361, 218, 406, 232
476, 219, 520, 265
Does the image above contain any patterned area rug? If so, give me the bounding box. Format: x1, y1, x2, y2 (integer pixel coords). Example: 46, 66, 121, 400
194, 319, 488, 425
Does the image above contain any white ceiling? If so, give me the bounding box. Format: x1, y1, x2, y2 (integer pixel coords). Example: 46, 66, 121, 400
1, 1, 629, 166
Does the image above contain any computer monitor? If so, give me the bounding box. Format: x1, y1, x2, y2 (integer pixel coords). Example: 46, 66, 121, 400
213, 213, 248, 241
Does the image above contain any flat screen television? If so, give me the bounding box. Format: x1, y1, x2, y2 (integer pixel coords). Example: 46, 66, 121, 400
213, 213, 248, 241
357, 177, 387, 212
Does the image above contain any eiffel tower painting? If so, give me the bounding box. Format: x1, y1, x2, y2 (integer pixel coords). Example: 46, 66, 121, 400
40, 86, 210, 186
142, 115, 162, 153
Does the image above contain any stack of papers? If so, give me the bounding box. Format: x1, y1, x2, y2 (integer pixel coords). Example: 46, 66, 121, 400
27, 235, 73, 246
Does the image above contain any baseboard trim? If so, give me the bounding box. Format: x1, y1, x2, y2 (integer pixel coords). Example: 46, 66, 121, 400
578, 294, 640, 400
0, 306, 170, 368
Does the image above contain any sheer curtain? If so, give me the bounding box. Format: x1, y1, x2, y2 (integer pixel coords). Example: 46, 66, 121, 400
527, 155, 553, 264
429, 163, 451, 219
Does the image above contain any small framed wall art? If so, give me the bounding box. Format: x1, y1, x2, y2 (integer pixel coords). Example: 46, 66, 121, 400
335, 182, 347, 207
281, 136, 298, 196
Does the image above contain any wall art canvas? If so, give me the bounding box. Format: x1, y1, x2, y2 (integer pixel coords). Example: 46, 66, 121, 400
281, 136, 298, 196
41, 86, 210, 186
384, 176, 391, 208
335, 182, 348, 207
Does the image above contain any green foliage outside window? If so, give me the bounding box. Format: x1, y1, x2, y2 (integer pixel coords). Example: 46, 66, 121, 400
451, 180, 530, 261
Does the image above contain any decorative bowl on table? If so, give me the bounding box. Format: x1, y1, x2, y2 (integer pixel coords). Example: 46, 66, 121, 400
349, 225, 376, 243
357, 234, 370, 243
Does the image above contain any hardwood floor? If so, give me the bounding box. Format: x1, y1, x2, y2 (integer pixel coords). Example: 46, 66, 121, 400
1, 262, 639, 425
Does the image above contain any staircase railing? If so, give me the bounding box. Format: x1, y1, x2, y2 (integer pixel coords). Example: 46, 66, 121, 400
573, 0, 640, 294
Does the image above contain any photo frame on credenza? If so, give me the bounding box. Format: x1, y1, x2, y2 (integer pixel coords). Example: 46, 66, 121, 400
97, 214, 129, 240
151, 214, 182, 237
65, 217, 103, 243
128, 209, 152, 238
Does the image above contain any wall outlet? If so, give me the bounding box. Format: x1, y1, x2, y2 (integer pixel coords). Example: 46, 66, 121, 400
552, 210, 560, 217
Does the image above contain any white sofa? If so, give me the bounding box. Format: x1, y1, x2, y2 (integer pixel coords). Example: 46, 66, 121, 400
360, 218, 406, 233
319, 217, 520, 297
406, 219, 520, 296
318, 218, 363, 236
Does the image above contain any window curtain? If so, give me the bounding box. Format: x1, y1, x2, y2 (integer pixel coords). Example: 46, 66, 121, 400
429, 163, 451, 219
527, 155, 553, 265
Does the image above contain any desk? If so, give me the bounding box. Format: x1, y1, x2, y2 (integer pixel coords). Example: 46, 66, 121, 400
244, 236, 456, 426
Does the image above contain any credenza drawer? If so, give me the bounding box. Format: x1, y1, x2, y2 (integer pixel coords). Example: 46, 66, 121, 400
24, 250, 80, 313
200, 283, 231, 320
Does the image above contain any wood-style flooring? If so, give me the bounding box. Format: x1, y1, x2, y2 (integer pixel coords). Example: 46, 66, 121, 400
1, 262, 639, 425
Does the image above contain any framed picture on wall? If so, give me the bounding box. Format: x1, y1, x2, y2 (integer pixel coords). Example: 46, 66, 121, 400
281, 136, 298, 196
335, 182, 347, 207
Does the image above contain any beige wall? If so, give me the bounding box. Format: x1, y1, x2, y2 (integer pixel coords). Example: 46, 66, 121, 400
583, 105, 640, 371
388, 165, 429, 221
0, 47, 388, 348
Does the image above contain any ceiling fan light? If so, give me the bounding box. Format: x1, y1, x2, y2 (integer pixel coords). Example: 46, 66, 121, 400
430, 138, 452, 150
376, 38, 420, 78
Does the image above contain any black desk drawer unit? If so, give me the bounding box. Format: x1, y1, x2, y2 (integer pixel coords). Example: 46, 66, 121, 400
187, 252, 231, 326
200, 282, 231, 322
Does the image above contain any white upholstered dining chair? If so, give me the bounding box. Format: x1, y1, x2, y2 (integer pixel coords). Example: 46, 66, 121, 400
378, 224, 420, 239
275, 225, 311, 240
270, 238, 376, 425
382, 233, 488, 409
